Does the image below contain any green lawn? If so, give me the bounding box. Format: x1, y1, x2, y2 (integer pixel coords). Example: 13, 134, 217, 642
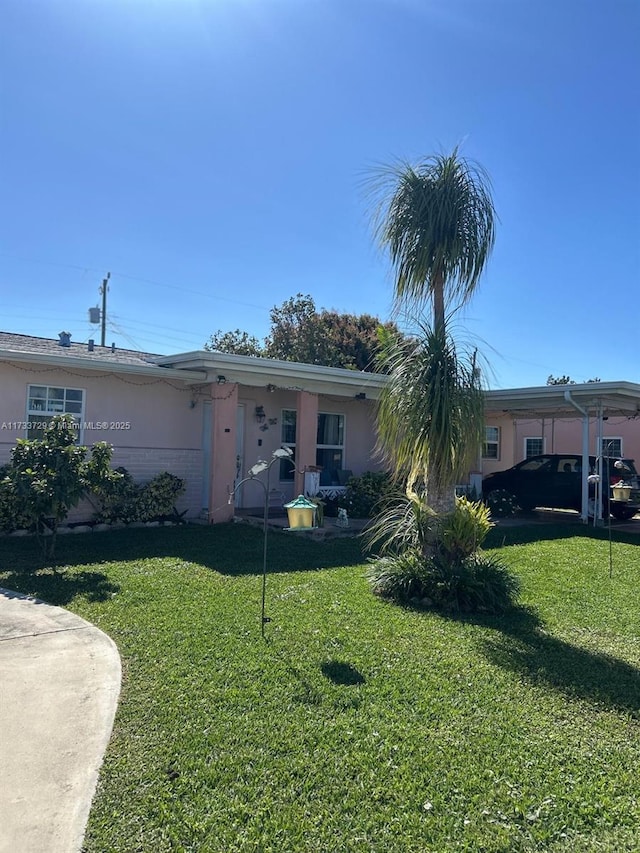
1, 523, 639, 852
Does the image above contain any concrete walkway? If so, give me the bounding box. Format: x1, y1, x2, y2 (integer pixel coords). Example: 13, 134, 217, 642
0, 588, 121, 853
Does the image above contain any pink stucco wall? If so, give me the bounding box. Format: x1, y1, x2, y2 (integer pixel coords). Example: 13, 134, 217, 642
0, 362, 205, 518
234, 387, 384, 507
482, 412, 640, 476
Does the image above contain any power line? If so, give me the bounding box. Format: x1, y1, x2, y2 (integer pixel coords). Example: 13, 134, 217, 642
0, 252, 272, 312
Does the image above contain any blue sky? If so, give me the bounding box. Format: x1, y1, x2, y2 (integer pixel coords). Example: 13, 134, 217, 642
1, 0, 638, 388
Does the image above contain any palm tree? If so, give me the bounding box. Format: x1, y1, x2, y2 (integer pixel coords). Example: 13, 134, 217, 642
368, 148, 495, 513
376, 319, 484, 515
369, 147, 496, 332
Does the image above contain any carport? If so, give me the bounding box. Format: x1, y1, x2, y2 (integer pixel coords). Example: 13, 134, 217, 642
484, 381, 640, 522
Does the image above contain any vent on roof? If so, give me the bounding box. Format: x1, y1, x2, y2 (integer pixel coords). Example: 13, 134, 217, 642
58, 331, 72, 347
88, 339, 94, 352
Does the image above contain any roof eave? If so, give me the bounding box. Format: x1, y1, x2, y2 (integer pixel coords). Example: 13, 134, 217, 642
0, 349, 208, 383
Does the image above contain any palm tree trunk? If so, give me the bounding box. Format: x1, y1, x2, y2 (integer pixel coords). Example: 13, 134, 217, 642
432, 272, 445, 333
427, 473, 456, 516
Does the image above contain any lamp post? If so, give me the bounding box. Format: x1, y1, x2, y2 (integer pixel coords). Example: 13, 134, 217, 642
228, 447, 296, 637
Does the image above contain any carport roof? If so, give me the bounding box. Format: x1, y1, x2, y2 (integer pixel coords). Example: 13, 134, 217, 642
484, 381, 640, 419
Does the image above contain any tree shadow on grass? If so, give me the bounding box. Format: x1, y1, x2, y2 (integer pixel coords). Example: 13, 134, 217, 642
0, 523, 367, 577
444, 606, 640, 719
0, 569, 119, 607
485, 523, 639, 550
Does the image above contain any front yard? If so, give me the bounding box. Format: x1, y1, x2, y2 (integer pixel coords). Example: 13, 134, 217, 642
1, 524, 639, 852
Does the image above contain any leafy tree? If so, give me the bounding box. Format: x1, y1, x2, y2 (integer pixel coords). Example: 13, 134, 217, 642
368, 147, 496, 332
204, 329, 263, 357
546, 374, 600, 385
205, 293, 398, 371
546, 374, 575, 385
2, 415, 119, 558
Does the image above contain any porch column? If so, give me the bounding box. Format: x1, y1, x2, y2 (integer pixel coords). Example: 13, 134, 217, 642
294, 390, 318, 495
208, 382, 238, 524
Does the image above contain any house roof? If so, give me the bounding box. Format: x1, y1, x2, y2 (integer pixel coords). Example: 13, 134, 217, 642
3, 332, 639, 415
484, 381, 640, 418
151, 349, 387, 398
0, 332, 161, 366
0, 332, 207, 382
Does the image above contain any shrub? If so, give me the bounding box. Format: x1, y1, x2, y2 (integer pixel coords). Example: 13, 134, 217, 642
365, 551, 432, 601
137, 472, 186, 521
363, 493, 439, 557
367, 550, 519, 615
93, 467, 140, 524
2, 415, 117, 556
438, 497, 494, 565
94, 469, 186, 523
485, 488, 518, 518
339, 471, 399, 518
0, 465, 33, 532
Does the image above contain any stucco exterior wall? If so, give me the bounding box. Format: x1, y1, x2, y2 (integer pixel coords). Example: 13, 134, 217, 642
0, 362, 205, 518
481, 412, 640, 477
235, 387, 383, 507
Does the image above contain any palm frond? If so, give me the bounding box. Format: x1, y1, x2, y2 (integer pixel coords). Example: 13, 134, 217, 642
375, 318, 485, 494
366, 148, 496, 320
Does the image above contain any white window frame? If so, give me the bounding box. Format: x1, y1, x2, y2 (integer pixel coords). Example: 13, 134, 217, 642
598, 437, 623, 458
278, 409, 347, 483
279, 408, 297, 481
316, 411, 346, 482
483, 426, 500, 460
524, 436, 545, 459
26, 384, 85, 442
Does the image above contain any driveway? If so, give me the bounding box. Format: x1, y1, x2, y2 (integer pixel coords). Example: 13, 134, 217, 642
0, 589, 121, 853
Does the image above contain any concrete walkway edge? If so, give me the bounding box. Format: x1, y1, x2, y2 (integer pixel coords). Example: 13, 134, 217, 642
0, 588, 121, 853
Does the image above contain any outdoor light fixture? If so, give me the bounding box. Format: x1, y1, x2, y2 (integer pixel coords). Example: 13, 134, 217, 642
217, 375, 227, 385
355, 392, 366, 400
255, 405, 266, 424
266, 383, 277, 393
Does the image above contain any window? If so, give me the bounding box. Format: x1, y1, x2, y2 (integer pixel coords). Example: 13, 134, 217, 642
483, 426, 500, 460
525, 437, 545, 459
519, 456, 552, 472
278, 409, 346, 483
26, 385, 84, 441
280, 409, 297, 480
316, 413, 345, 484
598, 437, 623, 458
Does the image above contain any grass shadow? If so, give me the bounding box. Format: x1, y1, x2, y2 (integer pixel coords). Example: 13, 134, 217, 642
437, 605, 640, 719
0, 569, 119, 607
0, 523, 367, 577
321, 660, 366, 686
485, 523, 639, 549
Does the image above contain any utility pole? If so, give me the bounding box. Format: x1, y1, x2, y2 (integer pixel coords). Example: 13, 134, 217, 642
100, 272, 110, 347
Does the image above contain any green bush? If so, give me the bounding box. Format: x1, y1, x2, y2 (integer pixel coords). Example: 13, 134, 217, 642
365, 551, 433, 600
485, 488, 519, 518
93, 467, 140, 524
364, 493, 439, 557
438, 497, 494, 565
367, 550, 519, 614
339, 471, 398, 518
1, 415, 117, 556
137, 472, 186, 521
0, 465, 33, 532
94, 469, 186, 523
